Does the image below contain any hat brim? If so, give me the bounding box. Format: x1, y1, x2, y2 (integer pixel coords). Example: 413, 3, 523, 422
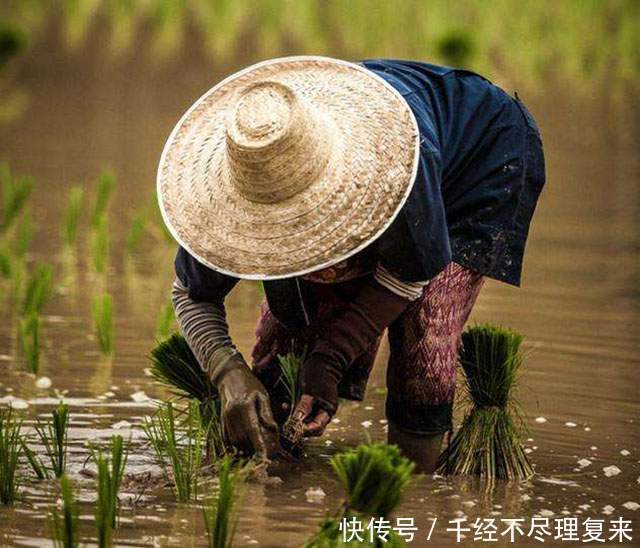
157, 56, 419, 280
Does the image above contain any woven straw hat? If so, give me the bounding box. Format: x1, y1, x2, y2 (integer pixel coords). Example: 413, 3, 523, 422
158, 56, 419, 280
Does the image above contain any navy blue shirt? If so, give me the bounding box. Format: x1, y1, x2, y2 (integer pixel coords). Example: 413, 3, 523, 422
363, 59, 546, 285
176, 59, 546, 321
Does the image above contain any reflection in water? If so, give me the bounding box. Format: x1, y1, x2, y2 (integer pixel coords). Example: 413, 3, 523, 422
0, 6, 639, 548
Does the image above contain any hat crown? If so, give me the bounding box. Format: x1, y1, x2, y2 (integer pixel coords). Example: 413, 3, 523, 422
225, 81, 332, 204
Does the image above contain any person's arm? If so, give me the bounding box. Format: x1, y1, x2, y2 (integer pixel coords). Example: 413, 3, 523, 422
172, 248, 279, 458
294, 264, 429, 435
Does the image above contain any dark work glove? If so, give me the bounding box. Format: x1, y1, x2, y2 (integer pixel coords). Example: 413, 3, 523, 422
293, 277, 412, 437
211, 350, 280, 459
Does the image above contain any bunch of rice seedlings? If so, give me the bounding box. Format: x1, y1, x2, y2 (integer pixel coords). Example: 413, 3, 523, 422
90, 171, 115, 228
90, 215, 109, 273
437, 324, 534, 482
203, 456, 243, 548
305, 443, 414, 547
18, 312, 40, 374
277, 351, 306, 453
0, 408, 23, 505
126, 214, 146, 253
49, 475, 80, 548
142, 401, 205, 502
154, 300, 176, 340
0, 163, 33, 233
62, 186, 84, 247
92, 294, 113, 355
149, 334, 226, 460
35, 402, 70, 478
22, 262, 53, 315
91, 435, 128, 547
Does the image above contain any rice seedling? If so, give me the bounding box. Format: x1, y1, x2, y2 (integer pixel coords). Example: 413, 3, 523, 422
203, 456, 244, 548
91, 435, 129, 546
437, 324, 534, 483
0, 408, 23, 505
0, 163, 33, 233
150, 333, 214, 402
18, 311, 40, 374
90, 214, 109, 273
276, 350, 306, 454
14, 210, 33, 257
90, 171, 115, 228
142, 400, 205, 502
155, 300, 176, 340
126, 214, 146, 253
21, 439, 49, 480
49, 475, 80, 548
35, 402, 70, 478
22, 262, 53, 316
305, 443, 414, 547
0, 246, 11, 278
62, 186, 84, 247
92, 294, 113, 355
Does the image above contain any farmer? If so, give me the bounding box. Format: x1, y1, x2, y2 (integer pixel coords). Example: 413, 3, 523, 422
158, 57, 545, 472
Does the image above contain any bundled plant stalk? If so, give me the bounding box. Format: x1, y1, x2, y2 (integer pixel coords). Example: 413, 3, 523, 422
91, 435, 128, 547
143, 401, 205, 502
49, 475, 80, 548
35, 402, 70, 478
203, 456, 244, 548
0, 408, 23, 505
18, 311, 40, 374
306, 443, 414, 547
437, 324, 534, 482
149, 333, 225, 460
62, 186, 84, 247
92, 294, 113, 355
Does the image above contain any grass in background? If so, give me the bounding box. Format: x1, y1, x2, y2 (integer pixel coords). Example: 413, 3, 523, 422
92, 294, 113, 355
0, 408, 23, 505
49, 475, 80, 548
18, 312, 40, 374
143, 401, 205, 502
305, 443, 414, 547
437, 324, 534, 483
90, 214, 109, 273
203, 456, 243, 548
155, 300, 176, 340
91, 435, 128, 547
22, 262, 53, 316
62, 186, 84, 247
90, 171, 115, 228
0, 246, 11, 278
35, 402, 70, 478
0, 162, 33, 234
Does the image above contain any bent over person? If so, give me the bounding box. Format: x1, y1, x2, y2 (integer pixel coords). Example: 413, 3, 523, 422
158, 57, 546, 472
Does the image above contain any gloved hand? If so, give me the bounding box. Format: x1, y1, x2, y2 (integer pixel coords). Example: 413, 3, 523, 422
292, 277, 412, 437
210, 350, 280, 459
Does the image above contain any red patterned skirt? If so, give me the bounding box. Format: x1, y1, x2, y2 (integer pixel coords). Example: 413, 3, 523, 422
251, 262, 484, 434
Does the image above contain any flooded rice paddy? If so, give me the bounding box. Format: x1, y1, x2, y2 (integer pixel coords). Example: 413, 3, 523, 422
1, 13, 639, 548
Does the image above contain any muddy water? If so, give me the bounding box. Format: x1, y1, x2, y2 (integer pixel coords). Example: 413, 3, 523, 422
1, 19, 639, 548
